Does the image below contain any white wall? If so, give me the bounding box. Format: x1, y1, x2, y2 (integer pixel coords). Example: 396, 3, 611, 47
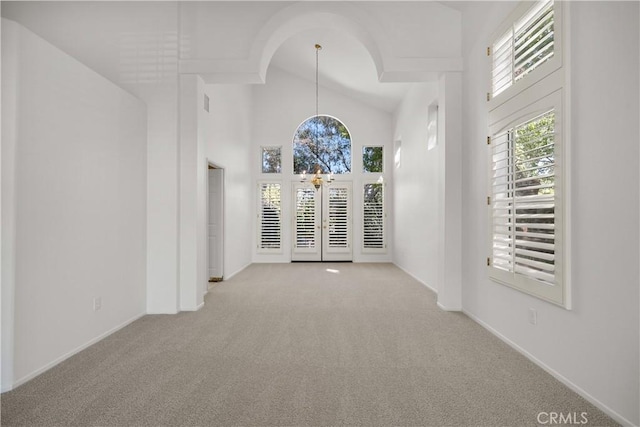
251, 66, 394, 263
178, 74, 210, 310
460, 2, 639, 425
1, 19, 147, 389
1, 1, 182, 314
392, 82, 439, 289
206, 84, 253, 279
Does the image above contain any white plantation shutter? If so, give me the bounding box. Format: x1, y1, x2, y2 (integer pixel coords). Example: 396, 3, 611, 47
512, 111, 556, 283
295, 187, 317, 249
258, 183, 281, 252
491, 0, 554, 98
363, 183, 385, 251
327, 187, 349, 249
491, 129, 514, 272
514, 0, 554, 81
490, 107, 561, 300
492, 31, 513, 97
488, 3, 566, 307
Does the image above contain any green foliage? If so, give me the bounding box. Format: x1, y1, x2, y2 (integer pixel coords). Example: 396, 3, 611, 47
514, 0, 554, 80
262, 147, 281, 173
363, 146, 383, 173
514, 111, 555, 196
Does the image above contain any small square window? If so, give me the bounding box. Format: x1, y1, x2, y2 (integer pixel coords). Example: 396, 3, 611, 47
261, 147, 281, 173
363, 146, 383, 173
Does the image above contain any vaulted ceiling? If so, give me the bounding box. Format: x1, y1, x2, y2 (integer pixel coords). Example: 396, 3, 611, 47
269, 29, 413, 113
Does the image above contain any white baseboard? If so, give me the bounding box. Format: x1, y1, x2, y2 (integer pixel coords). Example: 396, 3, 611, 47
463, 309, 636, 427
392, 262, 438, 295
224, 262, 251, 281
436, 301, 462, 312
8, 312, 145, 391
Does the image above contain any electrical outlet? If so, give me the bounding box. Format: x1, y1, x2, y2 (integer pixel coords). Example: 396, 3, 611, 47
528, 308, 537, 325
93, 297, 102, 311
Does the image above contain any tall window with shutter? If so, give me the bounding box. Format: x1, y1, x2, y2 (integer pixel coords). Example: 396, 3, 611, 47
363, 183, 385, 252
488, 0, 568, 307
491, 109, 557, 284
258, 182, 282, 252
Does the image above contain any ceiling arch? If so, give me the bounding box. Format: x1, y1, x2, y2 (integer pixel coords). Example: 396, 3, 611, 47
252, 2, 385, 83
179, 1, 462, 85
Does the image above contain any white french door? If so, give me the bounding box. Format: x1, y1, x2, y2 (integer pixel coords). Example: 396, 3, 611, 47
322, 184, 352, 261
292, 181, 352, 261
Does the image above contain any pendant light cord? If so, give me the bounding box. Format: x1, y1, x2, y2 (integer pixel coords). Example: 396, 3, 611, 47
315, 44, 321, 119
314, 44, 322, 175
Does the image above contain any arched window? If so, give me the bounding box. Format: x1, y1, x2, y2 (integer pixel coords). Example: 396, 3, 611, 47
293, 115, 351, 174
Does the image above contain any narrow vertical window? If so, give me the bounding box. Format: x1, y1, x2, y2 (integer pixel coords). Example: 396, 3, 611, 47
258, 183, 282, 251
427, 103, 438, 150
492, 110, 556, 283
488, 0, 566, 307
489, 99, 563, 305
363, 183, 385, 251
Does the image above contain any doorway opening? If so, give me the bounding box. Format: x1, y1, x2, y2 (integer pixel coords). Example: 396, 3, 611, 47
292, 181, 353, 262
207, 163, 224, 284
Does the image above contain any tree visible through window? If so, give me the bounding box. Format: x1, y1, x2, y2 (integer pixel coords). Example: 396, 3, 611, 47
262, 147, 281, 173
363, 146, 383, 173
363, 183, 385, 250
491, 109, 558, 286
491, 0, 554, 97
293, 115, 351, 174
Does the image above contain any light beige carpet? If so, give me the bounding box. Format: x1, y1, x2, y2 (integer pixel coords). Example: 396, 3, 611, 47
1, 263, 617, 426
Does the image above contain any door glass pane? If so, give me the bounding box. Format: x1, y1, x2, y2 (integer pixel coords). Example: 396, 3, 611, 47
295, 187, 316, 248
327, 188, 349, 248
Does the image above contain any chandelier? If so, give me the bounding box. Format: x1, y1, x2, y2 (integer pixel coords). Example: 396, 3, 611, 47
300, 43, 333, 190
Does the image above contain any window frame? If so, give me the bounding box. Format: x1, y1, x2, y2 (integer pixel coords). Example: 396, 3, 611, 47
292, 115, 352, 175
257, 181, 283, 254
488, 90, 565, 306
488, 0, 563, 110
362, 179, 387, 254
260, 146, 282, 174
427, 102, 438, 151
487, 0, 570, 308
362, 145, 384, 174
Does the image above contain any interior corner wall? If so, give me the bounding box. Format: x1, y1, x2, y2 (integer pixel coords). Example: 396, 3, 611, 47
196, 76, 209, 303
2, 17, 19, 391
205, 84, 253, 279
179, 74, 209, 310
1, 19, 147, 388
391, 82, 439, 290
460, 2, 639, 425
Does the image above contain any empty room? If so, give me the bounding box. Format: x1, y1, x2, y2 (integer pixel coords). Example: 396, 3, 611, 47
1, 1, 638, 426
